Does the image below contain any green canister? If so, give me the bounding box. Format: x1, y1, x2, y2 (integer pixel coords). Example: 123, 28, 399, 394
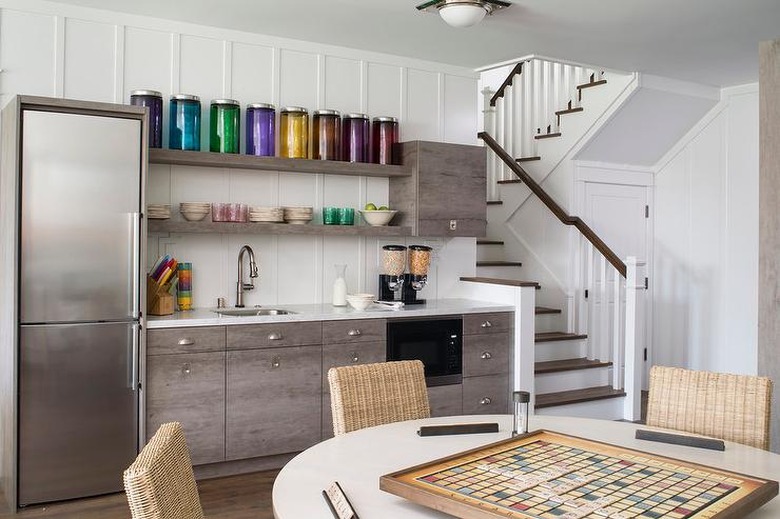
210, 99, 240, 153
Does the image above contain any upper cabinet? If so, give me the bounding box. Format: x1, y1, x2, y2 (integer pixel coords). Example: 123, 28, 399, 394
391, 141, 486, 237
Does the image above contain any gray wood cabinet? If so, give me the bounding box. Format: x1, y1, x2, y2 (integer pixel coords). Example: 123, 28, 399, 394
321, 319, 386, 438
391, 141, 487, 237
227, 321, 322, 350
428, 384, 463, 417
226, 345, 322, 460
146, 327, 226, 465
461, 312, 513, 415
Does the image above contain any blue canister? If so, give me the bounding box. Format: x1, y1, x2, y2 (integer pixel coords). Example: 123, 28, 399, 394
169, 94, 201, 151
130, 90, 163, 148
246, 103, 275, 156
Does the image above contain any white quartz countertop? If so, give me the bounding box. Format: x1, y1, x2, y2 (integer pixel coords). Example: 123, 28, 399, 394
145, 298, 513, 329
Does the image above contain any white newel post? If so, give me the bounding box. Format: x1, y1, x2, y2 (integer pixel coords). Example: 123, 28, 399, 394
481, 87, 498, 200
623, 257, 643, 422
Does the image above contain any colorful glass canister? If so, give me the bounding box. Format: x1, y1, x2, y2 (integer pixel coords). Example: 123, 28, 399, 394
210, 99, 240, 153
169, 94, 201, 151
177, 262, 193, 311
371, 116, 399, 165
246, 103, 275, 157
342, 113, 370, 163
130, 90, 163, 148
312, 109, 340, 161
280, 106, 309, 158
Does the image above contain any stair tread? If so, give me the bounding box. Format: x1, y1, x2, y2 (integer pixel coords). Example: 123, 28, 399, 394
576, 79, 608, 90
477, 261, 522, 267
486, 200, 503, 205
535, 331, 588, 343
477, 239, 504, 245
535, 306, 562, 315
555, 107, 584, 116
497, 179, 523, 184
460, 276, 540, 288
516, 156, 541, 162
536, 385, 626, 408
535, 132, 562, 140
535, 357, 612, 374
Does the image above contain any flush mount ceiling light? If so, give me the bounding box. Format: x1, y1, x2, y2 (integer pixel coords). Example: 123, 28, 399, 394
416, 0, 511, 28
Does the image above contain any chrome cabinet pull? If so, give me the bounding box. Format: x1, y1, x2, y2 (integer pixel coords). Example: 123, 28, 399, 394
350, 352, 359, 363
479, 397, 492, 405
271, 356, 281, 369
481, 351, 492, 360
268, 332, 283, 341
181, 363, 192, 375
481, 320, 492, 328
347, 329, 362, 337
178, 337, 195, 346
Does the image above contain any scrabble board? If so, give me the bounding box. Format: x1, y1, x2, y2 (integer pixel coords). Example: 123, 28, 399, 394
380, 430, 778, 519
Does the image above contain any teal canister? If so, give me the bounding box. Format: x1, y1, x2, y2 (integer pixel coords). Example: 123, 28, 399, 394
169, 94, 201, 151
210, 99, 240, 153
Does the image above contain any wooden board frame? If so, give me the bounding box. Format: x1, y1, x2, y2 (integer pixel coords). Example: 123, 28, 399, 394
380, 430, 778, 519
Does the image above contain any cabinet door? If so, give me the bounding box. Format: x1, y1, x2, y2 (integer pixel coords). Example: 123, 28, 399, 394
463, 333, 511, 378
227, 321, 322, 350
321, 341, 385, 438
147, 327, 225, 355
428, 384, 463, 417
463, 374, 509, 415
146, 352, 226, 465
227, 345, 321, 459
463, 312, 513, 336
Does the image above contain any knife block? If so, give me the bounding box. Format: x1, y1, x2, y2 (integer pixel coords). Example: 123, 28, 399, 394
147, 276, 174, 316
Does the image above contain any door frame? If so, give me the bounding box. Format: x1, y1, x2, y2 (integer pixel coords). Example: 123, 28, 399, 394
573, 160, 654, 390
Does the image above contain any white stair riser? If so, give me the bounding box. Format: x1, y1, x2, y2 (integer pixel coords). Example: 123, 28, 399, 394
476, 266, 524, 280
535, 396, 625, 420
534, 313, 564, 333
535, 366, 611, 394
476, 245, 506, 262
535, 340, 586, 362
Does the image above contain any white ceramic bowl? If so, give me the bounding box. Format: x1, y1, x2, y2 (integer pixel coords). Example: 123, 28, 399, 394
346, 294, 374, 311
359, 209, 397, 226
180, 210, 209, 222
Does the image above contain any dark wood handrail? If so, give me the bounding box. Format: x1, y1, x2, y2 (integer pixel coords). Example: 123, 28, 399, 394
489, 62, 523, 107
479, 131, 627, 278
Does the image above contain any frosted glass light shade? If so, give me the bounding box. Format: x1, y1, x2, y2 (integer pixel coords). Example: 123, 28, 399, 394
438, 2, 488, 28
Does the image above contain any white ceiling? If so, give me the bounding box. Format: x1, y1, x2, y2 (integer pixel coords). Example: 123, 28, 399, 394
51, 0, 780, 87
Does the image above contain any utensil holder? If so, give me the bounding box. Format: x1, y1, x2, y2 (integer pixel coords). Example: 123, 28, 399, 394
147, 275, 174, 316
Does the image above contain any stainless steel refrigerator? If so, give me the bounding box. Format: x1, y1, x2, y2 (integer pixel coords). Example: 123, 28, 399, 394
14, 100, 146, 506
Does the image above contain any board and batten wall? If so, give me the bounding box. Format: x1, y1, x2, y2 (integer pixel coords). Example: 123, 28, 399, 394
0, 0, 480, 307
758, 39, 780, 454
653, 84, 759, 376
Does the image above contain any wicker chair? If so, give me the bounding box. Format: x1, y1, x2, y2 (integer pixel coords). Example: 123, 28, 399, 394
123, 422, 205, 519
328, 360, 431, 436
646, 365, 773, 450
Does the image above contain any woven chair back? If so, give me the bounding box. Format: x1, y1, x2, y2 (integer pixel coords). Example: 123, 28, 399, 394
328, 360, 431, 436
123, 422, 205, 519
646, 365, 773, 450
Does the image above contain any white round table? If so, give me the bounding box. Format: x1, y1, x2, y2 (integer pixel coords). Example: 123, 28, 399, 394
273, 415, 780, 518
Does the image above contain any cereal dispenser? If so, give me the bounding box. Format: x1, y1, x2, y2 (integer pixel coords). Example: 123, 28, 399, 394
378, 245, 406, 302
377, 244, 432, 305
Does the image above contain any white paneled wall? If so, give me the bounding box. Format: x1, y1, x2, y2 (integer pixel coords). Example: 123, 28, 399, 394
0, 0, 479, 308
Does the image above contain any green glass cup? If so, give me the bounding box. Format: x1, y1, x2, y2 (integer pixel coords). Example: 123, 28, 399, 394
323, 207, 339, 225
339, 207, 355, 225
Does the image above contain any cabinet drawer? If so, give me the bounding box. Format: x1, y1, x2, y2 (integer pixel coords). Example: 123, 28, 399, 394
428, 384, 463, 418
463, 312, 513, 336
322, 319, 385, 344
463, 333, 511, 378
147, 327, 225, 355
226, 345, 322, 460
227, 321, 322, 350
146, 352, 226, 465
462, 374, 510, 415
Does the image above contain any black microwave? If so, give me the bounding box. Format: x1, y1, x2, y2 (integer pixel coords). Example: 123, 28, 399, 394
386, 318, 462, 387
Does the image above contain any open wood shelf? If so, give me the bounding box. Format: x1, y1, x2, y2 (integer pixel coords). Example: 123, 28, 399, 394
148, 148, 412, 178
148, 219, 413, 237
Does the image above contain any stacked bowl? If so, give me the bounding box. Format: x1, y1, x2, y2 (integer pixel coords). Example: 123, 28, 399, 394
179, 202, 211, 221
249, 206, 284, 223
346, 293, 374, 311
283, 206, 313, 224
147, 204, 171, 219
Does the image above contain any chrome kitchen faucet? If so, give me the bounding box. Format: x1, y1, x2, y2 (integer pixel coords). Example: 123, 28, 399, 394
236, 245, 259, 307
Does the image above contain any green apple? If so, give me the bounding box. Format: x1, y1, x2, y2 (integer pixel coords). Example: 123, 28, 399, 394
378, 205, 389, 211
364, 203, 377, 211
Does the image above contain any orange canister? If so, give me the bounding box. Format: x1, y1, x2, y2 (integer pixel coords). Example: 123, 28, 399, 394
280, 106, 309, 158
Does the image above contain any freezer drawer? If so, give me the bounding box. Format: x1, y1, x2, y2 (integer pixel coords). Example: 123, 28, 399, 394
18, 322, 139, 506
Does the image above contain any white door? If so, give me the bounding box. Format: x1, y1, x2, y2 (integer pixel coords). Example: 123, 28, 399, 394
582, 181, 651, 389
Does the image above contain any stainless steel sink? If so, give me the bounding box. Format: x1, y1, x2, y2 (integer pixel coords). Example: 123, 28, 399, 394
212, 307, 296, 316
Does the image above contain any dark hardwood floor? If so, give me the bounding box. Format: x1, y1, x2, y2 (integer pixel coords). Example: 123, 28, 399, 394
0, 470, 279, 519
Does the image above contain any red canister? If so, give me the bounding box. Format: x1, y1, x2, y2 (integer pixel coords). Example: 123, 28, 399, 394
371, 116, 399, 165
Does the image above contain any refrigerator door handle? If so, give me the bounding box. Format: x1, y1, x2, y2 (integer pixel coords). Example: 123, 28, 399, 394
130, 323, 140, 390
132, 212, 142, 319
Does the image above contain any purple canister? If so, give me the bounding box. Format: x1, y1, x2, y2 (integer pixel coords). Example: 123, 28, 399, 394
342, 113, 370, 163
130, 89, 163, 148
246, 103, 275, 156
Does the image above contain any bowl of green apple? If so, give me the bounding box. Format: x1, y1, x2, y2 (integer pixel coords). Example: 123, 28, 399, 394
359, 203, 398, 226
